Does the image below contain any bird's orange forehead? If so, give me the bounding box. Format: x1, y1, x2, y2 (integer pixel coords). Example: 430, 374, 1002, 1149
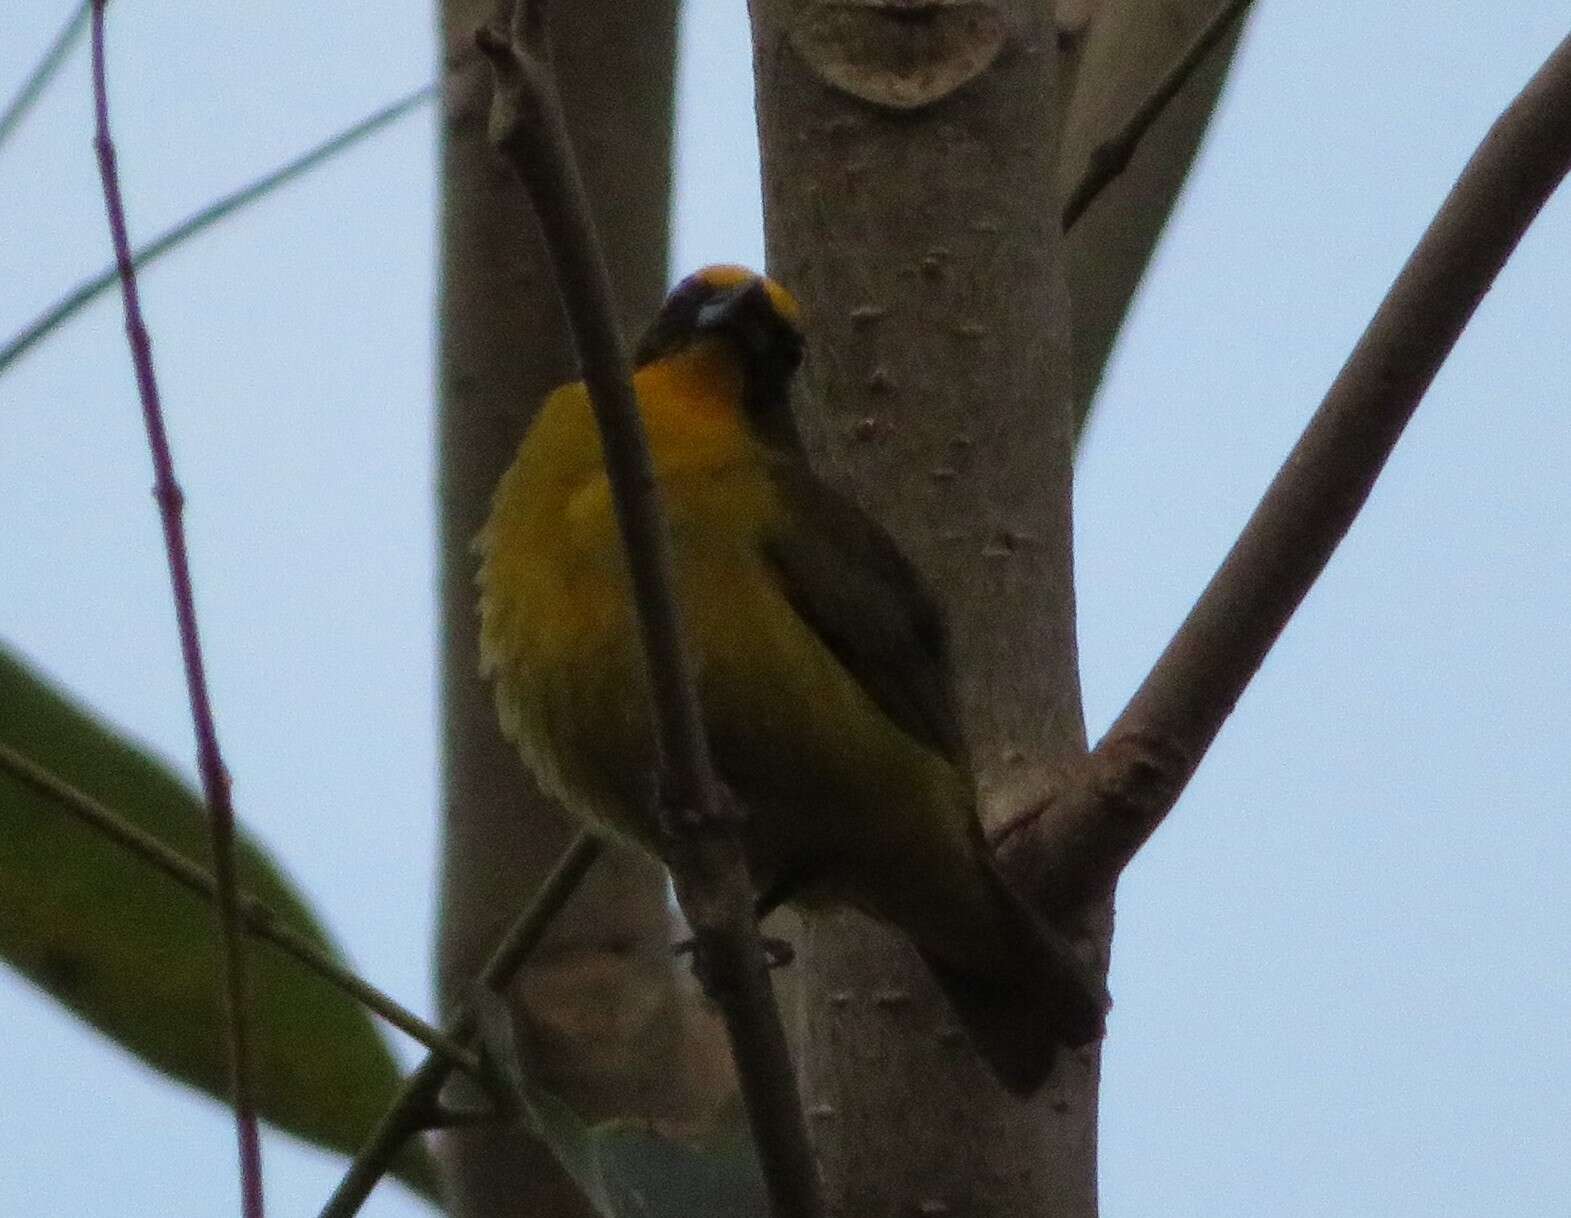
688, 264, 801, 328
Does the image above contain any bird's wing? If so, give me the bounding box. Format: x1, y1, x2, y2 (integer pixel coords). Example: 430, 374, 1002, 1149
759, 463, 966, 766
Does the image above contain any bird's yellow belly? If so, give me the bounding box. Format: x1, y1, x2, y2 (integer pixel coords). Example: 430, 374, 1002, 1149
486, 465, 970, 901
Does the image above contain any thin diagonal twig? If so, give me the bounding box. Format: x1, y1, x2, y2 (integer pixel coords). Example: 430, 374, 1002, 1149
0, 0, 89, 154
476, 6, 825, 1214
1061, 0, 1254, 231
318, 831, 604, 1218
89, 4, 261, 1213
0, 740, 482, 1076
1, 81, 435, 377
1005, 28, 1571, 909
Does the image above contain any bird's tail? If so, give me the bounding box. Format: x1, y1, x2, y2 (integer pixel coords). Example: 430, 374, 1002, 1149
915, 858, 1108, 1096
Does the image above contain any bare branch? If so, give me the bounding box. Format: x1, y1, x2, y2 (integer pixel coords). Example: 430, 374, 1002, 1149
474, 11, 824, 1216
1004, 29, 1571, 911
0, 740, 482, 1076
1, 82, 435, 377
0, 0, 88, 154
88, 4, 261, 1212
319, 832, 604, 1218
1061, 0, 1254, 232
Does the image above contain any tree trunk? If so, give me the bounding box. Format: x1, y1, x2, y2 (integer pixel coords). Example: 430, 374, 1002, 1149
435, 3, 730, 1215
435, 0, 1240, 1209
749, 2, 1097, 1212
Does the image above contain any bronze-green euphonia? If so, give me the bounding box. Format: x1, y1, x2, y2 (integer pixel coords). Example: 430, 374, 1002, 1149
476, 265, 1101, 1094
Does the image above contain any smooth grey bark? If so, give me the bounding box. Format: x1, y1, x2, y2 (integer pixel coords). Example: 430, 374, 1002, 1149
739, 1, 1243, 1212
748, 2, 1097, 1213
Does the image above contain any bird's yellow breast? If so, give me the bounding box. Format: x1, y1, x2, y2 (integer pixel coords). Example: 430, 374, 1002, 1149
477, 340, 972, 903
473, 269, 1078, 1092
478, 343, 774, 825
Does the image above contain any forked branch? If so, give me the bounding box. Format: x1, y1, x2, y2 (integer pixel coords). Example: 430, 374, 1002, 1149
319, 833, 604, 1218
1002, 29, 1571, 912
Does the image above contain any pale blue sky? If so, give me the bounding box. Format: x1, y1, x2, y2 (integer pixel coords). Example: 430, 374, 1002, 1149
1, 4, 1567, 1216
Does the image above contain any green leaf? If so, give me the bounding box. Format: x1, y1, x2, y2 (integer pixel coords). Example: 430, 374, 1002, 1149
0, 646, 440, 1204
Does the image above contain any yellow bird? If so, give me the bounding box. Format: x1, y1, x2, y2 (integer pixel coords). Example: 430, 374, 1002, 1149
476, 265, 1101, 1094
